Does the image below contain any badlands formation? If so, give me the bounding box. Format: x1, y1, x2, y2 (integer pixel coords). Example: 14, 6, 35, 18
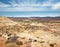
0, 17, 60, 47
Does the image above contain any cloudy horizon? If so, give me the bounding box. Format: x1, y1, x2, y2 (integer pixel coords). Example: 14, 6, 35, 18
0, 0, 60, 17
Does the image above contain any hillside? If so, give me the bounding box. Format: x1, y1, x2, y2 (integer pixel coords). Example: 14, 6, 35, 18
0, 17, 60, 47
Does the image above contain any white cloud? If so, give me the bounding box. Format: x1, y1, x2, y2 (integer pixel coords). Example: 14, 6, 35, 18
0, 6, 47, 11
0, 0, 45, 11
0, 0, 60, 11
8, 0, 19, 7
41, 0, 60, 10
41, 1, 52, 6
7, 0, 40, 7
51, 2, 60, 10
0, 2, 10, 7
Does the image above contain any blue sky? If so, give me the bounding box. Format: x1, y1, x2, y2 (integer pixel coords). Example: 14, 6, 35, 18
0, 0, 60, 17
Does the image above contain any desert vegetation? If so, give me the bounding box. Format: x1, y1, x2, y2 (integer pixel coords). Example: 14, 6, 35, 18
0, 17, 60, 47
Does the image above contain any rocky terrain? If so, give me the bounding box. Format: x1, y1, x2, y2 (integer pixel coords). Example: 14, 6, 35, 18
0, 17, 60, 47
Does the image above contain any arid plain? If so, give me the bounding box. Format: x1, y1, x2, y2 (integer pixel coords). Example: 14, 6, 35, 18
0, 17, 60, 47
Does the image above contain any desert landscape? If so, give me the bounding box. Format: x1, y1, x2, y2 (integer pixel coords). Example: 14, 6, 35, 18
0, 16, 60, 47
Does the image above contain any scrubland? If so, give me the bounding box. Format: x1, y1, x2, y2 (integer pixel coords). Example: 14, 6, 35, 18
0, 17, 60, 47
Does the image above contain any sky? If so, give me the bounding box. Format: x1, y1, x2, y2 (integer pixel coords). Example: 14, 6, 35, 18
0, 0, 60, 17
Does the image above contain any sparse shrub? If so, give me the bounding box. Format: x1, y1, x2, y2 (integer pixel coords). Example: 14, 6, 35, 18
7, 34, 11, 36
33, 40, 37, 42
16, 40, 23, 45
50, 44, 54, 47
5, 41, 10, 44
0, 35, 2, 36
6, 45, 15, 47
40, 41, 45, 43
29, 38, 32, 42
8, 34, 19, 42
6, 43, 18, 47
